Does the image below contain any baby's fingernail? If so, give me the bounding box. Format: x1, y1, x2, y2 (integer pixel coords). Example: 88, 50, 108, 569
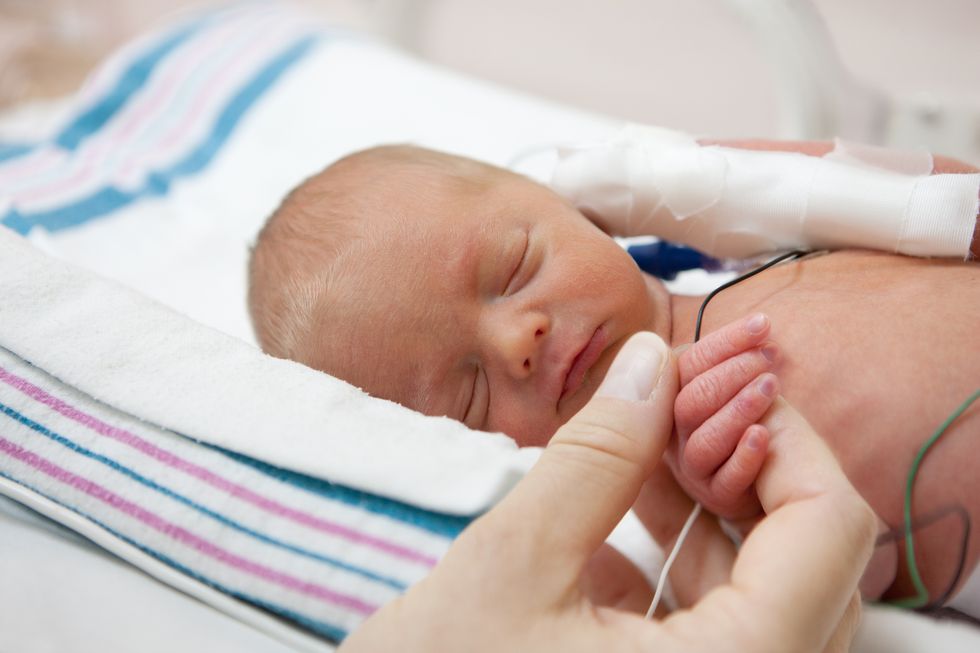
596, 332, 668, 402
746, 313, 769, 335
761, 344, 778, 363
757, 374, 778, 398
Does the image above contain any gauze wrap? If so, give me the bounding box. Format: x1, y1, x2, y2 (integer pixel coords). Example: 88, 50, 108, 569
550, 124, 980, 259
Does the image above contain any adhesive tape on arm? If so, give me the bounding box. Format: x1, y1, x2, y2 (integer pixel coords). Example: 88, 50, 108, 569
550, 124, 980, 259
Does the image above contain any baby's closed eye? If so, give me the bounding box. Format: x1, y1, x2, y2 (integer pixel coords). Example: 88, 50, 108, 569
461, 364, 491, 430
502, 229, 530, 296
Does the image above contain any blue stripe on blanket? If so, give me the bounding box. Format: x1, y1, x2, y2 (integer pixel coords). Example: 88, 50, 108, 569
54, 20, 209, 151
216, 447, 472, 539
1, 34, 321, 236
0, 400, 410, 589
0, 13, 208, 159
0, 469, 349, 642
0, 344, 470, 539
0, 144, 34, 163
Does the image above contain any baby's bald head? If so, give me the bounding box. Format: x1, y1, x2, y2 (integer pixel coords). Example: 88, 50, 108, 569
248, 145, 505, 366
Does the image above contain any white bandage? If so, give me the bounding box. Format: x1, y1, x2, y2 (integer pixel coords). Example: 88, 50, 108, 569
551, 124, 980, 259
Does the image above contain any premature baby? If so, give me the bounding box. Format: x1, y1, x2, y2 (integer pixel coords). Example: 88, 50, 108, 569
248, 144, 980, 610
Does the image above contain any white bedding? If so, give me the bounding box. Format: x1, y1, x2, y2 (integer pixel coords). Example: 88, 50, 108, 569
1, 3, 979, 651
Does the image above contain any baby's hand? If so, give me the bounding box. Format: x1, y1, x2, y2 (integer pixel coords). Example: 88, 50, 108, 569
669, 313, 779, 521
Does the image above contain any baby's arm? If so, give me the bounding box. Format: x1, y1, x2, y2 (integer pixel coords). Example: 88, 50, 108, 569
703, 138, 980, 260
668, 313, 780, 521
554, 129, 980, 260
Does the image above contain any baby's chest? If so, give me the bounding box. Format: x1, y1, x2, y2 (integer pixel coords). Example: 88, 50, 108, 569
769, 260, 979, 487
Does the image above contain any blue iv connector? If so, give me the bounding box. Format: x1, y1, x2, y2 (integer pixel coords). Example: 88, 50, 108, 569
626, 240, 724, 280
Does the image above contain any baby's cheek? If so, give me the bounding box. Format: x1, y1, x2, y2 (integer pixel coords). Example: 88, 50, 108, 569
639, 272, 671, 338
493, 409, 559, 448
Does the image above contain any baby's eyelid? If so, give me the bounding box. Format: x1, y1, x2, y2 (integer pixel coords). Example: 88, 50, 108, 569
463, 366, 490, 429
462, 368, 479, 425
503, 232, 530, 296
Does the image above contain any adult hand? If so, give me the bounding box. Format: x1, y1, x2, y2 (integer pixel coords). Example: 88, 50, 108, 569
339, 332, 876, 653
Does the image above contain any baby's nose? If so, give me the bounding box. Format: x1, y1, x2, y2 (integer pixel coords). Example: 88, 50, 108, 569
485, 309, 549, 379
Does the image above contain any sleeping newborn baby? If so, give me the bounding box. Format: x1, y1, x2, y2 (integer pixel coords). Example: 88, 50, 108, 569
248, 144, 980, 611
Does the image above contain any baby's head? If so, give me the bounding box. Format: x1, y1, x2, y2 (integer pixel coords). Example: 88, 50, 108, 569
249, 145, 670, 445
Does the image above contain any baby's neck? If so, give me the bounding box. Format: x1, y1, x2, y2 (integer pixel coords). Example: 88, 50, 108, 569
668, 293, 707, 347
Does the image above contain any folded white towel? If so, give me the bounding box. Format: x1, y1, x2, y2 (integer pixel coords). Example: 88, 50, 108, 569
0, 227, 538, 514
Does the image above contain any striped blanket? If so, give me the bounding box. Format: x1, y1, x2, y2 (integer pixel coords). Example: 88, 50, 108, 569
0, 347, 465, 642
0, 2, 620, 646
0, 2, 324, 235
0, 3, 498, 645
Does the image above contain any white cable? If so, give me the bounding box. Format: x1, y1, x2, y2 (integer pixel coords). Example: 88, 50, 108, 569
645, 501, 702, 619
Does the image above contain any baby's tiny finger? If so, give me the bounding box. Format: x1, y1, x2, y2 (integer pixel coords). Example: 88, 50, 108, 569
708, 425, 769, 517
675, 345, 779, 438
682, 373, 779, 479
679, 313, 771, 386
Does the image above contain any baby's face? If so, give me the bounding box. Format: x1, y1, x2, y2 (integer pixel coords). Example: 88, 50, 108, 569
312, 170, 670, 446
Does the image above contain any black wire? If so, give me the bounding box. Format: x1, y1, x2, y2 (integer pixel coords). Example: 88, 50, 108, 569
930, 508, 971, 609
693, 250, 808, 343
874, 503, 972, 609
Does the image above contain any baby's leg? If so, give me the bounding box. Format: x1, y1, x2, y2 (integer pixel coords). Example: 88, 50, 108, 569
671, 313, 780, 520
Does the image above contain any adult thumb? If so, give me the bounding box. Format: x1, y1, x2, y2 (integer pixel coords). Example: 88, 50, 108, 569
492, 332, 678, 575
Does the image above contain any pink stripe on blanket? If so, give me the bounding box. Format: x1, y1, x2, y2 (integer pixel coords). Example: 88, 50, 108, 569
0, 436, 378, 615
11, 10, 270, 204
0, 366, 438, 567
130, 20, 298, 171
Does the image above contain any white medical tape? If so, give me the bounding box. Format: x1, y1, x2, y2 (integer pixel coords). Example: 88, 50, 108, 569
550, 124, 979, 259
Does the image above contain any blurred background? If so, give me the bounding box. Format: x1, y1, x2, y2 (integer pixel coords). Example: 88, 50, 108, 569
2, 0, 979, 161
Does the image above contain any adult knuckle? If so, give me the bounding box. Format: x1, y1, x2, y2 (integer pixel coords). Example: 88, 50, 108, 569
559, 415, 639, 464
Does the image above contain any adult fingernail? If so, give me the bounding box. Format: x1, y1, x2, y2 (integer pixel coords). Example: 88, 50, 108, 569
746, 313, 769, 335
596, 332, 668, 402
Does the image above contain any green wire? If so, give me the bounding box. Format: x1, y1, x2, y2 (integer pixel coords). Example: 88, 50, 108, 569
890, 388, 980, 609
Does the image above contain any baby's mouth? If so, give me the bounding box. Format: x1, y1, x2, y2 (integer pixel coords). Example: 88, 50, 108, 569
560, 324, 608, 404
